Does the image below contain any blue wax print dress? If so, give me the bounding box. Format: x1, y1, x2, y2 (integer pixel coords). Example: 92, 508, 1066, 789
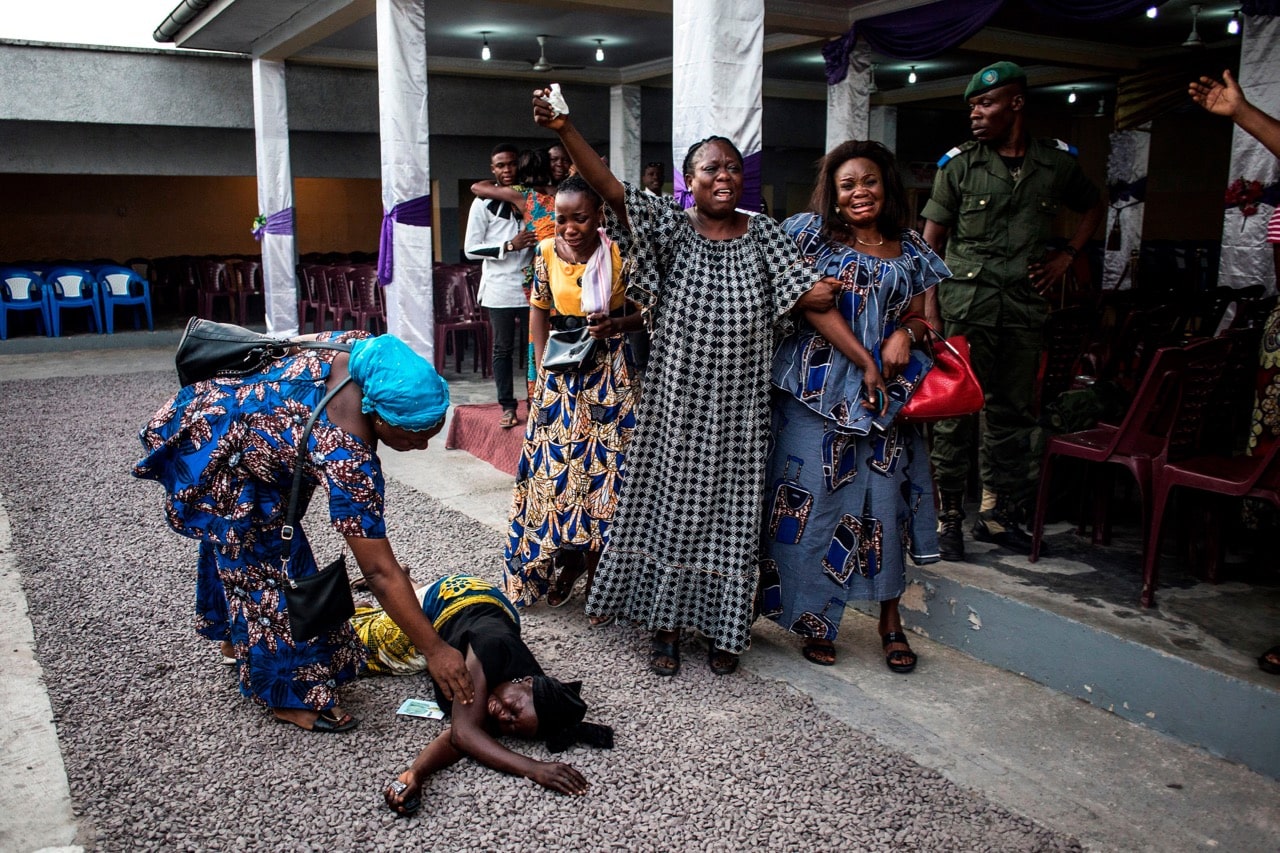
133, 331, 374, 711
761, 214, 948, 642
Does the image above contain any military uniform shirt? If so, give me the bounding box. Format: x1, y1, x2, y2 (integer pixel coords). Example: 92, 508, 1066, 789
921, 137, 1100, 329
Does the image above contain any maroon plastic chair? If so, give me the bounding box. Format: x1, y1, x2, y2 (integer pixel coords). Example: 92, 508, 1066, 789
228, 259, 264, 325
320, 265, 354, 331
432, 266, 491, 377
297, 264, 325, 332
195, 259, 235, 323
346, 264, 386, 335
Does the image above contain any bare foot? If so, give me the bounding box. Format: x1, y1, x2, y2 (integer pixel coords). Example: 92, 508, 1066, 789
272, 706, 358, 733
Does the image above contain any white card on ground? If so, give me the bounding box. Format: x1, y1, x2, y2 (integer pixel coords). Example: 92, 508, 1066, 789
396, 698, 444, 719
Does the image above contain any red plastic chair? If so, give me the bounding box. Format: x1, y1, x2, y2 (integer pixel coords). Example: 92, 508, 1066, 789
346, 264, 385, 335
432, 266, 491, 377
195, 259, 235, 323
228, 259, 264, 325
322, 265, 354, 330
297, 264, 325, 332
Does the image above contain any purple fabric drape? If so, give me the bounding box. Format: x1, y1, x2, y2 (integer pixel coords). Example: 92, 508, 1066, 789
1025, 0, 1168, 19
377, 194, 433, 286
825, 0, 1003, 81
1242, 0, 1279, 14
252, 207, 294, 242
670, 151, 763, 212
824, 0, 1182, 83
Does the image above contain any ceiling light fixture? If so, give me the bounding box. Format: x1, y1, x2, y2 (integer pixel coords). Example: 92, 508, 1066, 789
480, 31, 491, 61
908, 65, 917, 84
1227, 10, 1241, 35
1146, 5, 1158, 18
595, 39, 604, 62
1068, 87, 1077, 104
1183, 4, 1204, 48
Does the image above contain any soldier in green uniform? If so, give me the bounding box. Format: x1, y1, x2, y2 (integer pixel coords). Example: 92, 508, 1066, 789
921, 61, 1105, 560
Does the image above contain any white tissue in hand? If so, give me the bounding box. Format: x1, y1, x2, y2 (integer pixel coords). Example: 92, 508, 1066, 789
542, 83, 570, 117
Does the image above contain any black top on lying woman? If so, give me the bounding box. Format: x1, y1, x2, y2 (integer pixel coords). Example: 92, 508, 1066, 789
373, 575, 613, 816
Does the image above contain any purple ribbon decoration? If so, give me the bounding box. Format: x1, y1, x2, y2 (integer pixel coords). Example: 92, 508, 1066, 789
377, 194, 433, 286
252, 207, 294, 242
671, 150, 763, 213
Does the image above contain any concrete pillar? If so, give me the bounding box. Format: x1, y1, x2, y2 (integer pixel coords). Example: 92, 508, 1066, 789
868, 105, 898, 153
825, 40, 872, 153
671, 0, 764, 210
375, 0, 434, 357
1103, 124, 1151, 290
1219, 13, 1279, 291
610, 84, 642, 185
251, 59, 298, 336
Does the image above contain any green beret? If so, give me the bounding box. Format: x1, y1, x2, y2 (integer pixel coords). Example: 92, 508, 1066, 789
965, 61, 1026, 100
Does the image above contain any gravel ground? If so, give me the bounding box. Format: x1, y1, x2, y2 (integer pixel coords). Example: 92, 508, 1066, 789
0, 371, 1082, 852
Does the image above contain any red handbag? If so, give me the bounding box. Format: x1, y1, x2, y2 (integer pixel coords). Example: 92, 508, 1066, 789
899, 321, 984, 423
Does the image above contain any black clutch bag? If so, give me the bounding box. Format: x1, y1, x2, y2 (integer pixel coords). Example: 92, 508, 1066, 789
541, 325, 598, 372
283, 554, 355, 642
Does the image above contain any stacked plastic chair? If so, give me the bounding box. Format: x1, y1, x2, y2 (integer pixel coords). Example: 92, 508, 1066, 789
0, 267, 52, 339
43, 266, 103, 335
96, 265, 153, 333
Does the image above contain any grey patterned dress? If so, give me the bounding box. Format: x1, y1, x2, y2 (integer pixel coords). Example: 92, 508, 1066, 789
585, 184, 820, 654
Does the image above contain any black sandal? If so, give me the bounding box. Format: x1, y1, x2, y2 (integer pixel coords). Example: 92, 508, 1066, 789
881, 631, 917, 674
546, 560, 586, 608
801, 641, 836, 666
708, 648, 740, 676
649, 634, 680, 677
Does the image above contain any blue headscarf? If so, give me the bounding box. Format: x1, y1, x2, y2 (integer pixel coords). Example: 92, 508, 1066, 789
347, 336, 450, 431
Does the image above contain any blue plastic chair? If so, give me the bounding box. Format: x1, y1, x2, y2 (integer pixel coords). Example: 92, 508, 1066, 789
0, 267, 52, 340
44, 266, 103, 335
96, 265, 153, 332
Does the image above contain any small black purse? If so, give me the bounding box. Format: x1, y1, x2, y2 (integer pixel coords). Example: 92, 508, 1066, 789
278, 375, 356, 642
175, 317, 350, 387
541, 326, 598, 372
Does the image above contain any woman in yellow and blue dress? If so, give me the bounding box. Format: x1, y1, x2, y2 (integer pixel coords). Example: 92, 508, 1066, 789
504, 174, 642, 615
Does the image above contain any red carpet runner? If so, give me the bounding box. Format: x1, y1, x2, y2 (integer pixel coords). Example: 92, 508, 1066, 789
444, 402, 524, 477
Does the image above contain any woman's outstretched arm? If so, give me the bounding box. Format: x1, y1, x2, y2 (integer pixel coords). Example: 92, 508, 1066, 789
532, 87, 626, 222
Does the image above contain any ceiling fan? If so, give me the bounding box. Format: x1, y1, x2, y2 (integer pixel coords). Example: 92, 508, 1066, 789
527, 35, 584, 72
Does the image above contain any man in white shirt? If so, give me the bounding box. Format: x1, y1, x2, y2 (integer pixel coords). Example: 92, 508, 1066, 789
642, 161, 665, 197
465, 143, 537, 427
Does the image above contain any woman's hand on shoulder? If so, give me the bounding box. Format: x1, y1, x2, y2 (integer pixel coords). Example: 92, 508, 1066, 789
425, 642, 474, 705
528, 760, 589, 795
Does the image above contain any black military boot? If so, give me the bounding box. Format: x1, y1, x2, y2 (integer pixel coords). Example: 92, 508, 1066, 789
937, 491, 966, 561
972, 492, 1036, 555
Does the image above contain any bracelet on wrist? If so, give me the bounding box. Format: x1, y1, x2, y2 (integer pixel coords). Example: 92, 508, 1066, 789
900, 324, 917, 345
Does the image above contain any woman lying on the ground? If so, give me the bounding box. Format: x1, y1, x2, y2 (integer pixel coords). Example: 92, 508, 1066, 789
361, 574, 613, 816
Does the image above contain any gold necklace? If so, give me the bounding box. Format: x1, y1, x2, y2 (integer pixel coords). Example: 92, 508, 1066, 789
855, 233, 885, 247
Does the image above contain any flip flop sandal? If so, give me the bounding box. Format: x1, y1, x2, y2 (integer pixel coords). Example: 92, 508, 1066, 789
801, 641, 837, 667
1259, 645, 1280, 675
546, 562, 586, 608
649, 637, 681, 677
881, 631, 918, 674
708, 648, 740, 676
499, 409, 519, 429
310, 710, 359, 733
385, 779, 422, 817
588, 613, 616, 628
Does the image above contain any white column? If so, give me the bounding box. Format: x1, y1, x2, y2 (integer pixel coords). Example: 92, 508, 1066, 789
1103, 125, 1151, 290
376, 0, 434, 358
610, 84, 642, 185
1219, 14, 1280, 291
825, 40, 872, 153
672, 0, 764, 209
868, 105, 898, 153
251, 59, 298, 336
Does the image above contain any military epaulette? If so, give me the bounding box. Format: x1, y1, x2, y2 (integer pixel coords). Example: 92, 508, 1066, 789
936, 140, 977, 168
1046, 138, 1079, 157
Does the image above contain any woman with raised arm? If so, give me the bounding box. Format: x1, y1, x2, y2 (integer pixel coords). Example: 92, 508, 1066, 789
531, 86, 840, 677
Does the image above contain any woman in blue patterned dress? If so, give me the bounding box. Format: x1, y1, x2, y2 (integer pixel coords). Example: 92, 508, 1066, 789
134, 333, 473, 731
504, 175, 642, 613
763, 140, 950, 672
